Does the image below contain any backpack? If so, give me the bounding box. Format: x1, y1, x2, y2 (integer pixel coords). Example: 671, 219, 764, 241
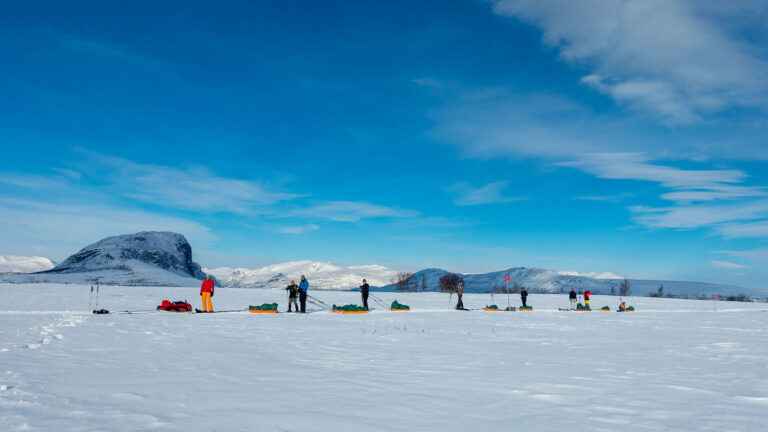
157, 300, 192, 312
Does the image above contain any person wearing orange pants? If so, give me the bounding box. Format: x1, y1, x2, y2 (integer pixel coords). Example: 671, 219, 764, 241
200, 275, 215, 312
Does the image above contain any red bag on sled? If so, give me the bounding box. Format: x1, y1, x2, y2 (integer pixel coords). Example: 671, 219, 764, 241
157, 300, 192, 312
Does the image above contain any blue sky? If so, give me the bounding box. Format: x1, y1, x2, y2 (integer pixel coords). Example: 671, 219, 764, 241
2, 0, 768, 289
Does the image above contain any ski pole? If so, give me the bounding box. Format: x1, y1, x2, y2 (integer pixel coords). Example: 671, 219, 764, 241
369, 293, 387, 307
88, 285, 94, 310
307, 294, 332, 309
95, 285, 100, 308
307, 298, 332, 311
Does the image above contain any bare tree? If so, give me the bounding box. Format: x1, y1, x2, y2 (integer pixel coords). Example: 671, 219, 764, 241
439, 273, 460, 293
421, 273, 427, 292
511, 282, 521, 294
619, 278, 631, 296
392, 272, 415, 292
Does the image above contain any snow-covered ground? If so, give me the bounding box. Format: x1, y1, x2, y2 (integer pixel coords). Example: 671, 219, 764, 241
1, 283, 767, 431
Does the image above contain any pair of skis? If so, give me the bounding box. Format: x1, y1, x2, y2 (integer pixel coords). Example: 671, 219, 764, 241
194, 309, 247, 314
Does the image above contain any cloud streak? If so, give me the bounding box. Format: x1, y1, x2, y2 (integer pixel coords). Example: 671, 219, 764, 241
560, 153, 768, 238
0, 197, 216, 259
710, 260, 750, 270
448, 181, 525, 206
491, 0, 768, 123
277, 224, 320, 235
83, 153, 305, 214
295, 201, 419, 223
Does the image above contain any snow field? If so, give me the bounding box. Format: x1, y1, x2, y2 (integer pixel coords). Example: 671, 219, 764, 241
1, 284, 767, 431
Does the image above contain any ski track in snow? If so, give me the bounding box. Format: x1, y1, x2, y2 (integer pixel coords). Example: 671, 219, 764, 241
1, 284, 767, 431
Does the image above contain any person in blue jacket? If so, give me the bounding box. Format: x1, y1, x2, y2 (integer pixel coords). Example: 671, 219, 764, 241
298, 275, 309, 313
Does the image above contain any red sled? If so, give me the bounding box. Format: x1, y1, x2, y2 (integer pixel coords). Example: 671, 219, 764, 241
157, 300, 192, 312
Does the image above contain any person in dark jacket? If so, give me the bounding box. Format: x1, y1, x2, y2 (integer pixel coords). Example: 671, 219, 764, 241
456, 279, 465, 310
360, 279, 370, 310
520, 286, 528, 307
298, 275, 309, 313
569, 288, 577, 311
285, 280, 299, 312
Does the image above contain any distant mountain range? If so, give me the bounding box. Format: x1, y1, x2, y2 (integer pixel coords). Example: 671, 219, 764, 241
0, 255, 56, 274
379, 268, 760, 298
206, 261, 396, 290
0, 231, 762, 298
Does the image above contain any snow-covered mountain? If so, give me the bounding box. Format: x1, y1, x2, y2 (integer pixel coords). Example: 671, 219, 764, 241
206, 260, 396, 290
0, 256, 55, 273
1, 231, 206, 286
0, 231, 759, 298
380, 267, 762, 298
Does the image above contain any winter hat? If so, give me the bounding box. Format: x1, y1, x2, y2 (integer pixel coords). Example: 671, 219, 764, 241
291, 280, 295, 284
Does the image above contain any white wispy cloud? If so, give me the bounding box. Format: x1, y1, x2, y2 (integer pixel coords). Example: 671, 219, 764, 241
558, 153, 747, 192
448, 181, 525, 206
277, 224, 320, 235
710, 260, 750, 270
575, 192, 634, 202
78, 152, 305, 214
716, 221, 768, 239
0, 198, 216, 259
491, 0, 768, 123
296, 201, 419, 222
631, 201, 768, 230
718, 247, 768, 262
429, 88, 606, 158
560, 153, 768, 237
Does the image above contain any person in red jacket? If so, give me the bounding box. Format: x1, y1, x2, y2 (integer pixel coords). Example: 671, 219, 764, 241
584, 290, 591, 309
200, 274, 214, 312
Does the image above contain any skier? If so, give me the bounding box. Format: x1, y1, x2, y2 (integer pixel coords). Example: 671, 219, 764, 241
360, 279, 370, 311
520, 286, 528, 307
200, 274, 214, 312
298, 275, 309, 313
584, 290, 592, 309
456, 279, 465, 310
285, 280, 299, 313
569, 288, 577, 310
